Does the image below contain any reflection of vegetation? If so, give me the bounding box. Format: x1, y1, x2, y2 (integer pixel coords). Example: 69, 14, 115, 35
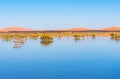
40, 34, 53, 46
13, 38, 25, 48
74, 34, 81, 41
91, 34, 96, 39
40, 41, 53, 47
57, 36, 61, 40
1, 37, 12, 42
110, 33, 120, 41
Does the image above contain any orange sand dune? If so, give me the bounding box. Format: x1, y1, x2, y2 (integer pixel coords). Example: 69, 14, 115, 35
0, 27, 34, 32
101, 26, 120, 31
0, 26, 120, 32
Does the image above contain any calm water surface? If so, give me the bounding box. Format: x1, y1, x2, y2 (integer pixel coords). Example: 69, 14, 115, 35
0, 37, 120, 79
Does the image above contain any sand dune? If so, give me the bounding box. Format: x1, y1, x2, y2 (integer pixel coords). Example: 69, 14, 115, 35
0, 26, 120, 32
101, 26, 120, 31
0, 27, 34, 32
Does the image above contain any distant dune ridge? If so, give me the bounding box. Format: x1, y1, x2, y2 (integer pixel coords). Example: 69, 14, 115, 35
101, 26, 120, 31
55, 27, 120, 31
0, 27, 34, 32
0, 26, 120, 32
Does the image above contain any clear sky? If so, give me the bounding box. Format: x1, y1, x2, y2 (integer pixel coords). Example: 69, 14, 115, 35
0, 0, 120, 29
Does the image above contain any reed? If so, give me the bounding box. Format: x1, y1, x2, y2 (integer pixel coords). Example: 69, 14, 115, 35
0, 32, 120, 42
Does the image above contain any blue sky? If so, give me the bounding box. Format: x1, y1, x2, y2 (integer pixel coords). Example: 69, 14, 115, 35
0, 0, 120, 29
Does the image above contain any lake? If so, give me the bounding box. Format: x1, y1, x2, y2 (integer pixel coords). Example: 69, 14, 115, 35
0, 36, 120, 79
